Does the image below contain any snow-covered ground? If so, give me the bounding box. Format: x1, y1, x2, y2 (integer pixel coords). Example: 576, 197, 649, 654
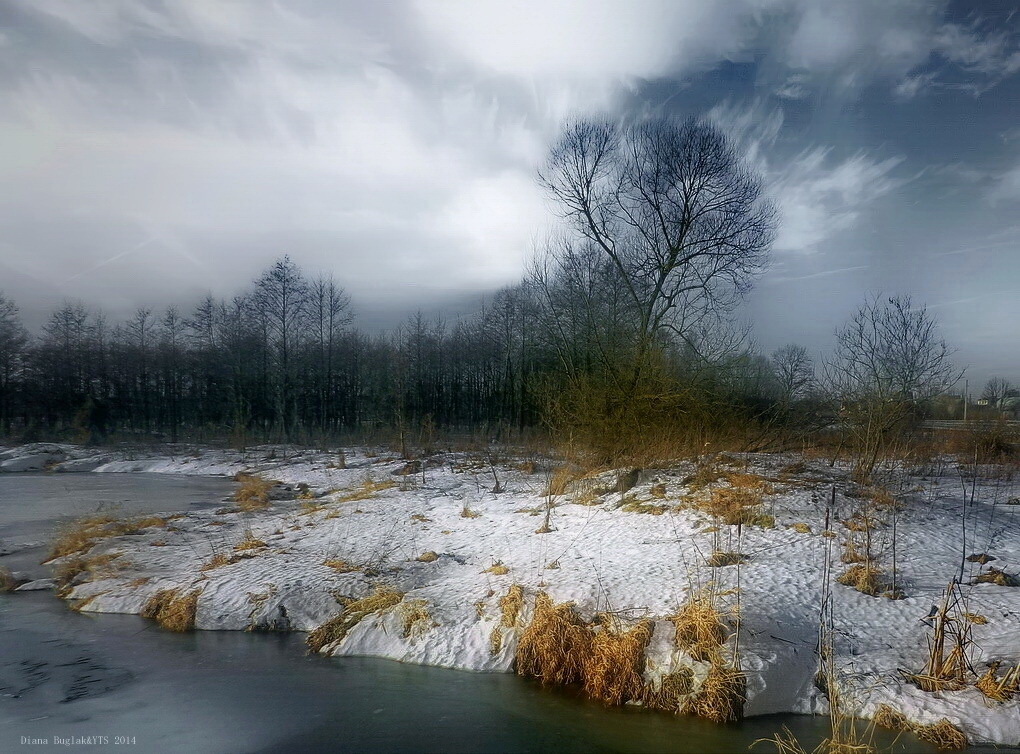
6, 442, 1019, 747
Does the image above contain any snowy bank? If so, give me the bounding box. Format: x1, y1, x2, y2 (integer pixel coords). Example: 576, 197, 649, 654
30, 444, 1020, 747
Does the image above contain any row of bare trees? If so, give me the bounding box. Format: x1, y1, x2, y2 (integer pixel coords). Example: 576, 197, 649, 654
0, 113, 963, 466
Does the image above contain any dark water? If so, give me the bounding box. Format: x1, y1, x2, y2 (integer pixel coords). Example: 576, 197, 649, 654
0, 473, 1001, 754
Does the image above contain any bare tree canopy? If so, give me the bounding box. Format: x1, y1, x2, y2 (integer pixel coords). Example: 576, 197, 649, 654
540, 114, 777, 358
825, 294, 962, 478
770, 344, 814, 403
826, 295, 961, 404
981, 377, 1015, 407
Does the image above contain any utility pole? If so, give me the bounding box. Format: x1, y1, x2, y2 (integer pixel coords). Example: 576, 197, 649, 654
963, 379, 968, 422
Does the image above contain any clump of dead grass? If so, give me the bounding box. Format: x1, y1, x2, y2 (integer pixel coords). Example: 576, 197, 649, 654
682, 662, 746, 724
913, 719, 968, 751
483, 561, 510, 576
872, 703, 908, 731
973, 567, 1019, 587
490, 584, 525, 655
975, 662, 1020, 702
335, 477, 398, 504
398, 598, 435, 639
322, 558, 360, 573
234, 533, 267, 551
201, 553, 232, 571
582, 617, 654, 706
410, 513, 431, 523
52, 552, 124, 597
698, 476, 774, 528
233, 473, 275, 511
836, 564, 885, 597
619, 496, 669, 515
641, 667, 695, 712
706, 551, 748, 568
789, 522, 811, 534
141, 588, 200, 632
47, 515, 165, 561
306, 586, 405, 653
903, 581, 972, 693
514, 592, 654, 705
667, 589, 745, 723
514, 592, 591, 686
416, 551, 439, 563
669, 591, 730, 662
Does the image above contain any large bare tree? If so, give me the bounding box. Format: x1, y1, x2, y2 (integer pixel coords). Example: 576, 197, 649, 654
539, 115, 777, 391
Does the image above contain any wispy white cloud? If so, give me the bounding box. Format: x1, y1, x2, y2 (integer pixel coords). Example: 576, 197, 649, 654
772, 149, 905, 254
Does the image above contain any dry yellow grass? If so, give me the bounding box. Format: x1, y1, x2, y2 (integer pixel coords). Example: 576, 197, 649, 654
681, 662, 745, 724
52, 552, 124, 596
460, 507, 481, 519
416, 551, 439, 563
973, 567, 1019, 587
872, 704, 908, 731
483, 561, 510, 576
975, 662, 1020, 702
306, 586, 404, 653
499, 584, 525, 628
544, 465, 579, 497
669, 591, 729, 661
234, 534, 267, 551
200, 553, 232, 572
642, 668, 695, 713
789, 522, 812, 534
47, 515, 169, 561
335, 477, 398, 504
410, 513, 431, 523
697, 478, 775, 528
322, 558, 360, 573
836, 564, 884, 597
905, 582, 972, 693
649, 482, 667, 498
398, 599, 435, 639
515, 592, 591, 686
581, 618, 654, 706
233, 473, 275, 511
706, 551, 748, 567
489, 584, 526, 655
912, 719, 967, 751
141, 588, 200, 632
840, 539, 870, 564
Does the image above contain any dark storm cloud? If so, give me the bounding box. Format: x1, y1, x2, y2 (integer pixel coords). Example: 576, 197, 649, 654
1, 0, 1018, 383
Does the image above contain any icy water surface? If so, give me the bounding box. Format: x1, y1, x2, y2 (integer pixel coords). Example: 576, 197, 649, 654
0, 473, 1004, 753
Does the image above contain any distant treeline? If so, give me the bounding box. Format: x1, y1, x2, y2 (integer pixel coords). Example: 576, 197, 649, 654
0, 255, 817, 450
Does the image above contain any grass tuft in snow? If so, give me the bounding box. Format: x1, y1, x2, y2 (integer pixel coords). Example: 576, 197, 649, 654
233, 473, 275, 511
972, 567, 1019, 587
141, 588, 200, 632
338, 477, 398, 503
398, 598, 435, 639
306, 586, 404, 653
975, 662, 1020, 702
490, 584, 525, 655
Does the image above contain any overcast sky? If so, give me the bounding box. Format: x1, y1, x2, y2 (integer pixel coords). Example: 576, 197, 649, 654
2, 1, 1019, 387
